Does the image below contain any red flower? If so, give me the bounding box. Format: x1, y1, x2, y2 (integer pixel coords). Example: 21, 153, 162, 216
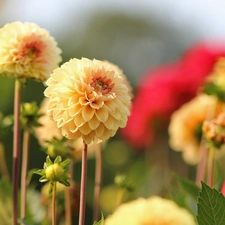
121, 42, 225, 149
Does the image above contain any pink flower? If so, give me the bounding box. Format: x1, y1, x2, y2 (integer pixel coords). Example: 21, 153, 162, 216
121, 42, 225, 149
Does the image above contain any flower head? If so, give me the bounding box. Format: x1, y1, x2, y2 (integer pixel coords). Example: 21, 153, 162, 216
0, 21, 62, 81
168, 94, 225, 165
44, 58, 131, 144
105, 196, 196, 225
203, 112, 225, 149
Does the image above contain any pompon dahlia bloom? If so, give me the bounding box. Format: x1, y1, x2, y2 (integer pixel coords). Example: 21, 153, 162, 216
44, 58, 131, 144
168, 94, 225, 165
35, 97, 104, 159
121, 42, 225, 149
105, 196, 196, 225
0, 21, 62, 81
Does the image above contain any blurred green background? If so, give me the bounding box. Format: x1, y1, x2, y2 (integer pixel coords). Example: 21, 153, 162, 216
1, 0, 225, 224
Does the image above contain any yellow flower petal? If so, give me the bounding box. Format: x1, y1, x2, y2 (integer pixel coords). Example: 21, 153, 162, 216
82, 105, 95, 122
88, 115, 100, 130
95, 105, 108, 122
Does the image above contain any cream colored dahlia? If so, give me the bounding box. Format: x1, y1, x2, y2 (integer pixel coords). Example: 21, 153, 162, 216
0, 21, 62, 81
44, 58, 131, 144
169, 94, 225, 165
35, 97, 101, 159
105, 196, 196, 225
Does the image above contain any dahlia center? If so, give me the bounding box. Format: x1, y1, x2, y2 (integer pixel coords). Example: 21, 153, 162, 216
22, 41, 42, 58
18, 35, 45, 61
90, 76, 114, 94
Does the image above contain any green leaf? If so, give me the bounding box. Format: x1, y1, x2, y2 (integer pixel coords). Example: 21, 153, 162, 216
54, 155, 62, 164
93, 212, 105, 225
197, 181, 225, 225
39, 176, 48, 183
60, 159, 70, 172
48, 182, 55, 195
33, 169, 45, 176
46, 155, 53, 166
174, 174, 200, 199
59, 179, 70, 187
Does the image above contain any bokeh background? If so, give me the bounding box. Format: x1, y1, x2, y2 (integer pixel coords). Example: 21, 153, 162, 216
1, 0, 225, 224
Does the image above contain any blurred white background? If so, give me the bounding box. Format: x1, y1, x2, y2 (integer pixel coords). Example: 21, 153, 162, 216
1, 0, 225, 84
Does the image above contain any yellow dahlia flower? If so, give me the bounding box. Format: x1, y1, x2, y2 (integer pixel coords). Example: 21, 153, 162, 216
169, 94, 224, 165
105, 196, 196, 225
0, 21, 62, 81
44, 58, 131, 144
35, 97, 101, 159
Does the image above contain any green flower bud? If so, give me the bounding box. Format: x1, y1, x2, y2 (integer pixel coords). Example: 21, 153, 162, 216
45, 163, 64, 181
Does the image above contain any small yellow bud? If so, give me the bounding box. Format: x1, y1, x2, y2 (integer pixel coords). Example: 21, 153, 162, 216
45, 163, 64, 181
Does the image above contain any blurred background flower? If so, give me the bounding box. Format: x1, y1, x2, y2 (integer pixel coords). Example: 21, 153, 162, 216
105, 196, 197, 225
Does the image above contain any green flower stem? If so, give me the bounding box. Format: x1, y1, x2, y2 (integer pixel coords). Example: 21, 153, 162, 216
0, 141, 10, 181
207, 147, 215, 187
52, 182, 57, 225
65, 187, 72, 225
12, 78, 21, 225
196, 141, 208, 186
78, 142, 88, 225
20, 124, 31, 220
93, 143, 102, 222
64, 161, 73, 225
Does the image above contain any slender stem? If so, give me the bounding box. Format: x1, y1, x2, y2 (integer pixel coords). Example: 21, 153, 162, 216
207, 147, 215, 187
64, 160, 73, 225
65, 187, 72, 225
196, 101, 217, 186
93, 143, 102, 222
52, 182, 57, 225
12, 79, 21, 225
20, 124, 31, 220
78, 142, 88, 225
195, 140, 208, 186
0, 141, 10, 181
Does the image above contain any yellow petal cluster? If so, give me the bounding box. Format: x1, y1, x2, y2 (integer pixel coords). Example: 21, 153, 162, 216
105, 196, 196, 225
0, 21, 62, 81
44, 58, 131, 144
169, 94, 224, 165
35, 97, 101, 159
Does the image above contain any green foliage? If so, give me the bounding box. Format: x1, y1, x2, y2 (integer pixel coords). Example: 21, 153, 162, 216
203, 83, 225, 102
0, 112, 13, 140
0, 178, 12, 225
174, 174, 200, 200
197, 181, 225, 225
93, 212, 105, 225
20, 101, 43, 132
114, 174, 134, 192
